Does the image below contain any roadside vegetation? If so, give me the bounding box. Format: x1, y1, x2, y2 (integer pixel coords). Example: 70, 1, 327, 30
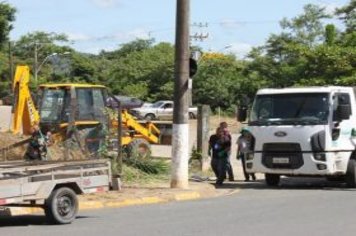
0, 1, 355, 112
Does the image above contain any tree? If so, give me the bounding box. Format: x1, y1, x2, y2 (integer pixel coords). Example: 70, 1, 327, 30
0, 2, 16, 49
336, 1, 356, 47
324, 24, 337, 45
193, 54, 247, 111
336, 0, 356, 33
100, 39, 154, 60
279, 4, 330, 46
107, 42, 174, 100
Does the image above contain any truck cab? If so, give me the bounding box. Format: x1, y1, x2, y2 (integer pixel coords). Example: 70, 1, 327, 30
239, 86, 356, 187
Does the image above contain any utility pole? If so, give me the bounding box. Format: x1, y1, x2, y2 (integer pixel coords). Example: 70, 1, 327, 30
171, 0, 190, 189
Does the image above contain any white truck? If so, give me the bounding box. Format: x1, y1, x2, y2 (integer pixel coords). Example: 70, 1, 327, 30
238, 86, 356, 187
131, 100, 198, 120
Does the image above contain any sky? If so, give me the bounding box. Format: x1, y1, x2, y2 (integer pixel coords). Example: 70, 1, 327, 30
6, 0, 351, 57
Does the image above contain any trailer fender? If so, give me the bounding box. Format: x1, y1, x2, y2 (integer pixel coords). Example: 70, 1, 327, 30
53, 182, 83, 194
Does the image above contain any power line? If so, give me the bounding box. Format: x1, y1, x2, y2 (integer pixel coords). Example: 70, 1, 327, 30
67, 19, 279, 43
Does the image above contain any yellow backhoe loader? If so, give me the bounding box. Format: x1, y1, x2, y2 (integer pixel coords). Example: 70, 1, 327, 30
2, 65, 160, 160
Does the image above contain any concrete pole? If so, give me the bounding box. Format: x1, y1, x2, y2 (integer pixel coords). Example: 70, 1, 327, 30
197, 105, 210, 173
171, 0, 190, 189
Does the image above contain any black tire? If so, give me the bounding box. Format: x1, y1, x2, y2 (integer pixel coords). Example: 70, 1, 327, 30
326, 176, 345, 182
345, 159, 356, 188
144, 113, 155, 121
126, 138, 151, 158
44, 187, 78, 224
189, 112, 196, 119
265, 174, 280, 186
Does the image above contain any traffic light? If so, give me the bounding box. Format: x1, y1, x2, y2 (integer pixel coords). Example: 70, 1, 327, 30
189, 58, 198, 78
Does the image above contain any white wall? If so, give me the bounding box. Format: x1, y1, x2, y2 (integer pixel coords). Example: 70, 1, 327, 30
0, 106, 12, 132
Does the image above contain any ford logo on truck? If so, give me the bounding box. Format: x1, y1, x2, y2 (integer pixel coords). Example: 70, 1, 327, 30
274, 131, 287, 137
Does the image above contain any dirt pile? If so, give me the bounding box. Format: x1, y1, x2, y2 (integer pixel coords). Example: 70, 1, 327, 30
0, 132, 28, 161
0, 132, 86, 162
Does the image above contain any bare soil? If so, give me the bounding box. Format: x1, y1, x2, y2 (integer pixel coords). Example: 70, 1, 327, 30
0, 132, 86, 162
0, 132, 28, 161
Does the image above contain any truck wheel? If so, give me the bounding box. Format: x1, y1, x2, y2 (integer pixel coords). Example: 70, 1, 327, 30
345, 159, 356, 188
326, 176, 345, 182
127, 138, 151, 158
44, 187, 78, 224
189, 112, 196, 119
265, 174, 280, 186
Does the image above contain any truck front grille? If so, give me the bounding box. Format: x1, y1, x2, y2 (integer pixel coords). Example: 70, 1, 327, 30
262, 143, 304, 169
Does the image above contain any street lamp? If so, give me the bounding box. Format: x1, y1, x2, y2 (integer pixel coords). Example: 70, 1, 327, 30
34, 52, 70, 86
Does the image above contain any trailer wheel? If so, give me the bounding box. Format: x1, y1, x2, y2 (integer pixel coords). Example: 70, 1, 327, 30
126, 138, 151, 158
265, 174, 280, 187
44, 187, 78, 224
345, 159, 356, 188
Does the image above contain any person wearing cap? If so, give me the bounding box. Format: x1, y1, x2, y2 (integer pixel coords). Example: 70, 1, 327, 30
236, 128, 256, 181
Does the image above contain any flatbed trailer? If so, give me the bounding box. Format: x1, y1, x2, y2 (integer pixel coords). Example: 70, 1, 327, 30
0, 159, 111, 224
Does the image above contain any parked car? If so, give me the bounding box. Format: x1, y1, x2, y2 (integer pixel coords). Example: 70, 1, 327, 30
106, 95, 144, 109
131, 100, 198, 120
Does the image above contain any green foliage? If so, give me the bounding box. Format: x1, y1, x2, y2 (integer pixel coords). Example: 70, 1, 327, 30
107, 41, 174, 101
336, 0, 356, 33
124, 156, 169, 175
1, 1, 355, 115
0, 2, 16, 49
279, 4, 330, 45
189, 146, 202, 164
100, 38, 154, 60
193, 55, 247, 110
121, 164, 169, 185
325, 24, 337, 45
0, 51, 10, 97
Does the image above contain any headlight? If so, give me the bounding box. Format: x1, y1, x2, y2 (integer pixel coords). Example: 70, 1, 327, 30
314, 153, 326, 161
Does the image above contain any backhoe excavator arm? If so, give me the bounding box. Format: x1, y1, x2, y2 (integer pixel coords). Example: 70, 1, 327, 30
11, 65, 40, 135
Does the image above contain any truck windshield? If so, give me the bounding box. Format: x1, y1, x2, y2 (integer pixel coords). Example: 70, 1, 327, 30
249, 93, 329, 126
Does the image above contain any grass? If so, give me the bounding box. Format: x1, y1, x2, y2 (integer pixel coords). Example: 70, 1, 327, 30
122, 164, 171, 187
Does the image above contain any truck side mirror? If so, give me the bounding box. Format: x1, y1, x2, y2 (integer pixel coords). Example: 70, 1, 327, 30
334, 104, 351, 121
237, 107, 248, 122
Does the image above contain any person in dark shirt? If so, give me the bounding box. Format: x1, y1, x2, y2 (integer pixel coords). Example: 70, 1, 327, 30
219, 121, 234, 181
209, 127, 231, 185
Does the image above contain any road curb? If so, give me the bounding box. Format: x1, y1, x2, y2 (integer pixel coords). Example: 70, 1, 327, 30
7, 190, 206, 216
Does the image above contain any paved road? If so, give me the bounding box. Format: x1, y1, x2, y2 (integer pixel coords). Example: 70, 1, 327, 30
1, 178, 356, 236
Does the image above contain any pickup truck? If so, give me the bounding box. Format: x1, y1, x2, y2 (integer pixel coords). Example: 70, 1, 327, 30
131, 100, 198, 120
